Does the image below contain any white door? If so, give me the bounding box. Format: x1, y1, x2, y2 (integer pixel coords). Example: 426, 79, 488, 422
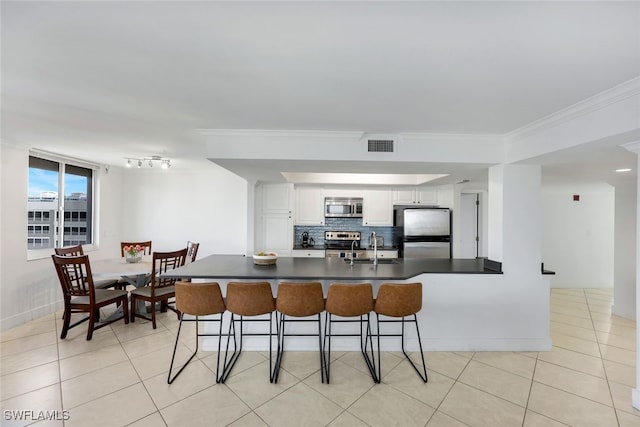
459, 193, 478, 258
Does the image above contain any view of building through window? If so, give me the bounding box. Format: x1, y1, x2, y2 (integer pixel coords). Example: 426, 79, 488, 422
27, 156, 93, 249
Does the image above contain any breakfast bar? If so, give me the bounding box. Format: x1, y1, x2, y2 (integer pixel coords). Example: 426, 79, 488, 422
162, 254, 553, 353
163, 254, 503, 282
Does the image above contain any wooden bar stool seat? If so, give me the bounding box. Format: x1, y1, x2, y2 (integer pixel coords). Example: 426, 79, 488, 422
168, 282, 228, 384
273, 282, 326, 383
374, 282, 428, 383
324, 282, 377, 383
219, 281, 276, 383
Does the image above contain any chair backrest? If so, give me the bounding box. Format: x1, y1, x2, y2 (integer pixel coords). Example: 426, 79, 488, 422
175, 282, 225, 316
151, 248, 188, 290
52, 254, 95, 302
186, 241, 200, 263
375, 282, 422, 317
325, 282, 374, 317
226, 282, 275, 316
276, 282, 325, 317
54, 244, 84, 256
120, 241, 152, 257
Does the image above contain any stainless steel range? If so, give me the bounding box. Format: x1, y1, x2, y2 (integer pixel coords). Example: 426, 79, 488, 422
324, 231, 367, 259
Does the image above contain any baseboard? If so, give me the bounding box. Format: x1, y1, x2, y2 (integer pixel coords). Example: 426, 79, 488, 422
611, 303, 636, 321
0, 301, 63, 332
201, 336, 553, 352
551, 283, 613, 289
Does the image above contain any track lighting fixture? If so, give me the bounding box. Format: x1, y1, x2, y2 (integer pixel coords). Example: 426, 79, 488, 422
124, 156, 172, 170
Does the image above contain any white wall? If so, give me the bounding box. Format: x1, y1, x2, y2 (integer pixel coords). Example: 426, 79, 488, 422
541, 184, 615, 288
119, 166, 248, 256
0, 145, 123, 329
0, 145, 249, 330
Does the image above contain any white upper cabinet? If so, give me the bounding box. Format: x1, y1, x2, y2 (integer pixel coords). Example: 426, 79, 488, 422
392, 187, 438, 205
392, 189, 416, 205
363, 190, 393, 226
262, 183, 294, 214
415, 187, 438, 204
295, 187, 325, 225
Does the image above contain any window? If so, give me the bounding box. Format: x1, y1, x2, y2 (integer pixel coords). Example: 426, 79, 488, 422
28, 155, 95, 250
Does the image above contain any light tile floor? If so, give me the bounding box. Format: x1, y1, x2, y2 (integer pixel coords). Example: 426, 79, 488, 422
0, 289, 637, 426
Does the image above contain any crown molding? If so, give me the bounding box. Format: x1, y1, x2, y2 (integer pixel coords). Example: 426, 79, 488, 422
505, 77, 640, 142
400, 132, 503, 144
199, 128, 503, 145
198, 129, 364, 139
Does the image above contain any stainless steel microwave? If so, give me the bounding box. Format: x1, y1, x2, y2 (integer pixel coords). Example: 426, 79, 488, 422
324, 197, 363, 218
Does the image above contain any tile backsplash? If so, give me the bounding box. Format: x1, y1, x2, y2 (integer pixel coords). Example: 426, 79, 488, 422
294, 218, 394, 248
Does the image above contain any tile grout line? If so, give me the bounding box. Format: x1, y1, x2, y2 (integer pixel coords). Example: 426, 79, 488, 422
112, 320, 169, 427
424, 352, 476, 427
55, 310, 66, 427
586, 292, 622, 427
521, 349, 539, 427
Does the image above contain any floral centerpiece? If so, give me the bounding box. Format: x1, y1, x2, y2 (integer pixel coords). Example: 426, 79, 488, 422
123, 244, 144, 263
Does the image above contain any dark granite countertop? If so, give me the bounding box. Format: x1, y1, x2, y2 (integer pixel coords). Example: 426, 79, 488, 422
163, 255, 504, 281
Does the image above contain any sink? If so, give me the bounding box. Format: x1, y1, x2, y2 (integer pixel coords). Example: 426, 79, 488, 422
344, 258, 400, 265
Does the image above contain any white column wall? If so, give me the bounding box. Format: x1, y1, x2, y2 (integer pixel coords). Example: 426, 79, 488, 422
613, 180, 637, 319
622, 142, 640, 410
487, 166, 504, 261
635, 151, 640, 410
488, 164, 542, 275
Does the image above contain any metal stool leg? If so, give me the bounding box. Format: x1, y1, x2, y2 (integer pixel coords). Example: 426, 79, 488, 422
168, 312, 228, 384
324, 312, 378, 384
376, 313, 428, 383
219, 313, 275, 384
403, 314, 428, 382
272, 312, 325, 384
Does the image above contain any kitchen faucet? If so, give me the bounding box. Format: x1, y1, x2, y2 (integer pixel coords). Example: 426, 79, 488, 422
371, 232, 378, 266
350, 239, 358, 266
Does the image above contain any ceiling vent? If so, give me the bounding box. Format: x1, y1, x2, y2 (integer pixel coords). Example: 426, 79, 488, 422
367, 139, 395, 153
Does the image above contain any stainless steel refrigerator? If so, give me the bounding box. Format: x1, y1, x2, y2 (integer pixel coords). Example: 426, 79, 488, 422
394, 207, 451, 258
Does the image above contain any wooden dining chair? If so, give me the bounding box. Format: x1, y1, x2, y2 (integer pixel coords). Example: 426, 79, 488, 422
52, 254, 129, 340
130, 247, 188, 329
55, 245, 121, 290
120, 241, 152, 257
186, 241, 199, 263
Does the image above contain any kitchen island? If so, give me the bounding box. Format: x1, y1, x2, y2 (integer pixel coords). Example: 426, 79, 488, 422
164, 255, 551, 353
163, 254, 503, 282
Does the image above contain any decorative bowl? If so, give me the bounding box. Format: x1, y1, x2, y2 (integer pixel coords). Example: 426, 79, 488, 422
253, 252, 278, 265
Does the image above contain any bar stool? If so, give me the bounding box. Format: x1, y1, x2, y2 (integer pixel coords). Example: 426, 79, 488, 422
168, 282, 228, 384
324, 282, 377, 384
219, 281, 276, 383
273, 282, 326, 383
374, 282, 428, 383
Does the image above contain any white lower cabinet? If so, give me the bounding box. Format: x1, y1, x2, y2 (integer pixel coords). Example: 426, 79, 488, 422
292, 250, 325, 258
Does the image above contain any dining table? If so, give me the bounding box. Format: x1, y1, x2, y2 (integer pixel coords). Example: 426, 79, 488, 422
90, 255, 153, 319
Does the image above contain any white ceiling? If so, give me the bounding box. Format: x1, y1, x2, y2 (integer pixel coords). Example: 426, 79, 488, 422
2, 1, 639, 185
